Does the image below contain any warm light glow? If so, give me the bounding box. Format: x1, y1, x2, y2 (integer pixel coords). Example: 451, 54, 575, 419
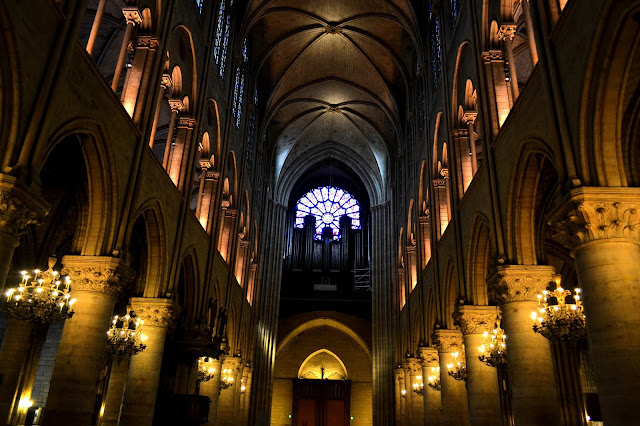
18, 397, 33, 411
532, 275, 586, 341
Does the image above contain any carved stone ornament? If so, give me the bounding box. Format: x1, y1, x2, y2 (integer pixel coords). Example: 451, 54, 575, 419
453, 305, 500, 335
0, 175, 48, 241
462, 111, 478, 125
136, 35, 160, 50
61, 255, 135, 297
122, 7, 143, 26
168, 99, 185, 113
488, 265, 555, 304
432, 329, 464, 354
549, 187, 640, 250
130, 297, 180, 328
418, 346, 439, 366
481, 50, 505, 63
160, 74, 173, 90
497, 24, 517, 41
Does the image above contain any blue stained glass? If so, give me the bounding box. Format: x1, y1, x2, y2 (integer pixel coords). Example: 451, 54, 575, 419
450, 0, 459, 27
295, 186, 361, 241
196, 0, 204, 13
236, 71, 245, 128
254, 87, 258, 105
214, 0, 226, 65
242, 38, 248, 63
431, 17, 442, 88
219, 15, 231, 77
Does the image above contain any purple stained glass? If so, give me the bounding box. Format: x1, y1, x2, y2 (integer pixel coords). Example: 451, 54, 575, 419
294, 186, 361, 241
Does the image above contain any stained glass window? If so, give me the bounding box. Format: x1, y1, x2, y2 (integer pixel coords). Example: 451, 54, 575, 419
431, 17, 442, 88
219, 15, 231, 77
295, 186, 361, 241
214, 1, 226, 65
450, 0, 459, 27
246, 113, 256, 171
232, 68, 245, 128
196, 0, 204, 13
242, 38, 248, 63
254, 86, 258, 105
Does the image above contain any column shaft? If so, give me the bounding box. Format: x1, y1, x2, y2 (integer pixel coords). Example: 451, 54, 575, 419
111, 23, 135, 92
86, 0, 107, 56
462, 333, 501, 426
200, 359, 223, 426
99, 355, 131, 426
0, 318, 32, 424
438, 353, 470, 426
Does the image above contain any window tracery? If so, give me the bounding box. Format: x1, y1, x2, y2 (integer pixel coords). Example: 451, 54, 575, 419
232, 67, 245, 128
295, 187, 361, 241
196, 0, 204, 13
431, 16, 442, 88
214, 0, 226, 65
450, 0, 459, 27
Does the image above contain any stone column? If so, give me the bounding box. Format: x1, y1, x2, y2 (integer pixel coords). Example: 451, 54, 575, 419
462, 112, 478, 175
549, 187, 640, 424
403, 361, 413, 425
42, 256, 133, 426
497, 24, 519, 100
99, 355, 131, 426
200, 357, 223, 426
418, 346, 441, 426
111, 8, 142, 92
520, 0, 538, 65
119, 298, 179, 426
0, 178, 48, 424
395, 365, 407, 425
409, 358, 424, 426
433, 329, 469, 426
454, 305, 501, 426
239, 364, 252, 424
148, 74, 172, 148
86, 0, 107, 56
162, 99, 184, 169
488, 265, 561, 425
217, 356, 241, 424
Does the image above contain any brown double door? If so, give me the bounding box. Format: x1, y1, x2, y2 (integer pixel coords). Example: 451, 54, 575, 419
292, 379, 351, 426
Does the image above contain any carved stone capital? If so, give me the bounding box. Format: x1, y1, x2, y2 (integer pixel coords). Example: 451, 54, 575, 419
497, 24, 517, 41
452, 128, 469, 138
462, 111, 478, 125
0, 175, 48, 242
199, 159, 213, 170
177, 117, 196, 128
432, 329, 464, 354
488, 265, 555, 304
122, 8, 142, 26
224, 208, 237, 219
160, 74, 173, 90
168, 99, 184, 114
130, 297, 180, 328
440, 168, 449, 178
136, 35, 160, 50
222, 355, 242, 373
453, 305, 500, 335
61, 255, 134, 297
433, 178, 446, 188
418, 346, 439, 366
549, 187, 640, 250
481, 50, 505, 63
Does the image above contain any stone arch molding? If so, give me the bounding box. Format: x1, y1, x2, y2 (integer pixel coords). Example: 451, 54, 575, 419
276, 317, 371, 361
275, 141, 385, 207
298, 349, 349, 380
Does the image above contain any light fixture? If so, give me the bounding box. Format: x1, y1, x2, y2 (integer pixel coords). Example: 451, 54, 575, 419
220, 368, 235, 390
478, 321, 507, 367
400, 389, 407, 397
4, 259, 76, 326
446, 352, 467, 381
412, 375, 424, 396
196, 357, 217, 383
531, 275, 586, 341
427, 366, 441, 391
106, 312, 147, 356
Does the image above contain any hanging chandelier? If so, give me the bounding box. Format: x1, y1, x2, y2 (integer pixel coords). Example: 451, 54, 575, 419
220, 368, 235, 390
427, 366, 441, 391
4, 260, 76, 325
412, 375, 424, 396
106, 312, 147, 356
196, 356, 217, 383
446, 352, 467, 381
477, 321, 507, 367
531, 275, 586, 341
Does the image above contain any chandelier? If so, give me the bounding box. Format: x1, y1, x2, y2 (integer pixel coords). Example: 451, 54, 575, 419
412, 375, 424, 396
477, 321, 507, 367
427, 366, 441, 391
531, 275, 586, 341
197, 356, 217, 383
220, 368, 235, 390
446, 352, 467, 381
106, 312, 147, 356
4, 261, 76, 325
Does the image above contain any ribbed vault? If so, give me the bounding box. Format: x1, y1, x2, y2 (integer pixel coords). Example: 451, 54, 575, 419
244, 0, 419, 192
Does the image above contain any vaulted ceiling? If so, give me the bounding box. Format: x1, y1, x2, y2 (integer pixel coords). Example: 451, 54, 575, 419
244, 0, 420, 192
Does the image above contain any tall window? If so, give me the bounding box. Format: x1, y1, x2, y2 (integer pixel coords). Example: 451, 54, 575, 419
295, 186, 361, 241
232, 67, 245, 128
214, 0, 233, 77
214, 1, 226, 65
196, 0, 204, 13
450, 0, 459, 27
431, 16, 442, 88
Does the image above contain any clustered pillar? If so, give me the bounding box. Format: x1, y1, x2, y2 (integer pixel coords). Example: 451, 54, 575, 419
433, 329, 470, 426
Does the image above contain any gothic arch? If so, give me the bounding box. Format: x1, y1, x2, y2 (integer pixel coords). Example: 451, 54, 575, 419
581, 1, 640, 186
506, 140, 558, 265
441, 259, 459, 329
466, 214, 492, 305
168, 25, 198, 108
176, 250, 200, 328
127, 201, 168, 298
297, 349, 348, 380
38, 121, 117, 256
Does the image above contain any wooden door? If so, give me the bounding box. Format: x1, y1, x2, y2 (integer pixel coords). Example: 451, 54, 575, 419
292, 379, 351, 426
